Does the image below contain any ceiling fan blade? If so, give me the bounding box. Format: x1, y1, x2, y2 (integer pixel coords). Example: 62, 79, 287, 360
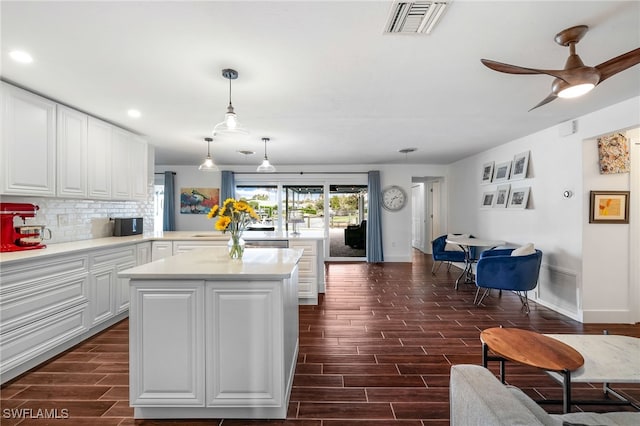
595, 47, 640, 82
528, 93, 558, 112
481, 59, 568, 81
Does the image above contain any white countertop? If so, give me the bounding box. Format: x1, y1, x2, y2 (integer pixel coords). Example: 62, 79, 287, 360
121, 247, 304, 280
0, 230, 325, 265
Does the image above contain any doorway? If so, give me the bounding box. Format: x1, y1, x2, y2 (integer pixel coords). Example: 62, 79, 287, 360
327, 184, 367, 259
411, 177, 443, 255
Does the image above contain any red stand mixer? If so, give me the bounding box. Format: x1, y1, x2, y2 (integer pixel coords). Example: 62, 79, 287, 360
0, 203, 50, 252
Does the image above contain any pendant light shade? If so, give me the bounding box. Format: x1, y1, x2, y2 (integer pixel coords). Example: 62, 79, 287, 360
213, 68, 249, 138
199, 137, 219, 172
256, 137, 276, 173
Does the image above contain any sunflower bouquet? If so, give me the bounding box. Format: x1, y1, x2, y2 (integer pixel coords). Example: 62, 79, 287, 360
208, 198, 260, 259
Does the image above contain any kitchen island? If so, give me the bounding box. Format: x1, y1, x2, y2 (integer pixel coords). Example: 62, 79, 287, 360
119, 247, 302, 419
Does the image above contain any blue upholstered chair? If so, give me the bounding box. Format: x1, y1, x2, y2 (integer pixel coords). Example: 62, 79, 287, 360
431, 234, 477, 275
474, 248, 543, 313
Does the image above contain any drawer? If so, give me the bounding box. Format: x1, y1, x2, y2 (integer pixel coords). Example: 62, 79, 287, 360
91, 246, 136, 268
1, 254, 88, 290
0, 303, 88, 376
297, 279, 315, 298
297, 256, 317, 277
173, 240, 226, 253
289, 240, 317, 256
1, 273, 89, 332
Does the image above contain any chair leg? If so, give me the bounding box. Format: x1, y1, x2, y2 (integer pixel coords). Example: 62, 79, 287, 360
446, 262, 452, 271
431, 261, 442, 275
476, 288, 491, 306
515, 291, 530, 314
473, 287, 482, 305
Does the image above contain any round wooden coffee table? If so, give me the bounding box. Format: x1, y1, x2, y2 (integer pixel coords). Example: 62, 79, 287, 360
480, 327, 584, 413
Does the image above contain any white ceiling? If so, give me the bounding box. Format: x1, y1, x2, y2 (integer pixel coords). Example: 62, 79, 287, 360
2, 1, 639, 167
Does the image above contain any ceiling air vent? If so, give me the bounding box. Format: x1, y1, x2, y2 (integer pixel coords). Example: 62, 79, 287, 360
385, 1, 450, 35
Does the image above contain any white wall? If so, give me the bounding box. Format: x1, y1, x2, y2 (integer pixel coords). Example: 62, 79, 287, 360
448, 96, 640, 323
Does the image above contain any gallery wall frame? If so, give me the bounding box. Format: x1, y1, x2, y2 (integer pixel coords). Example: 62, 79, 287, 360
493, 184, 511, 208
510, 151, 530, 180
507, 186, 530, 209
481, 191, 495, 208
481, 161, 494, 184
589, 190, 630, 223
493, 161, 512, 183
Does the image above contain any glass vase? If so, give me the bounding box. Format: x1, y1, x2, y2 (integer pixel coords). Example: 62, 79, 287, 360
228, 235, 245, 260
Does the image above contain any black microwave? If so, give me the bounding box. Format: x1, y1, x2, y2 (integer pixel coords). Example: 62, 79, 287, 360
113, 217, 143, 236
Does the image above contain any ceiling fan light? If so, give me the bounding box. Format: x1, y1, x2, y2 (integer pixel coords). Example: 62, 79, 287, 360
557, 83, 595, 98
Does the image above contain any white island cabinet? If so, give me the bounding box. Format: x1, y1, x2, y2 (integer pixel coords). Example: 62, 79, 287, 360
120, 247, 301, 420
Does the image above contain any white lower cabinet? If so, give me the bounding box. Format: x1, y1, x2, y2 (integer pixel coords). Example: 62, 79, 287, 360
89, 246, 136, 325
136, 242, 152, 265
289, 239, 323, 303
129, 271, 298, 419
151, 241, 173, 261
0, 253, 90, 382
130, 282, 205, 406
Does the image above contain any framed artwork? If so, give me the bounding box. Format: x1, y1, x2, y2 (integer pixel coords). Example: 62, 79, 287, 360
510, 151, 529, 180
180, 187, 219, 214
493, 184, 511, 208
481, 161, 494, 184
589, 191, 630, 223
481, 191, 495, 208
507, 186, 530, 209
598, 133, 630, 174
493, 161, 512, 183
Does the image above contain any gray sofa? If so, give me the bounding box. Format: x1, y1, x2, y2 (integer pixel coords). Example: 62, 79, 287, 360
450, 364, 640, 425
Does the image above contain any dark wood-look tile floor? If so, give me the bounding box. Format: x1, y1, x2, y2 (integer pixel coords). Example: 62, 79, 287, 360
2, 251, 639, 425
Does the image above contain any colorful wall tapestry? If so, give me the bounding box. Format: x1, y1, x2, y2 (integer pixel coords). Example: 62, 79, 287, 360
180, 187, 219, 214
598, 133, 630, 174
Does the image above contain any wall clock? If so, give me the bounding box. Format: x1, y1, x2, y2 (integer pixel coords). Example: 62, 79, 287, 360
381, 185, 407, 211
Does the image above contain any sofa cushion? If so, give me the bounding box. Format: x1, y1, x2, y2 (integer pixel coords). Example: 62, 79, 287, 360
507, 385, 558, 425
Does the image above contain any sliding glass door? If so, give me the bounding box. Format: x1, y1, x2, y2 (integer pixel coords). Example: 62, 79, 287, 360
328, 185, 367, 259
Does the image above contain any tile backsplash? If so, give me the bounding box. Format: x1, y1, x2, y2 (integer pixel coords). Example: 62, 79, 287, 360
2, 188, 154, 244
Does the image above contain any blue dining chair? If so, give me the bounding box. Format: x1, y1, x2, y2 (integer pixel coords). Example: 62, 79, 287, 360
474, 248, 543, 313
431, 234, 477, 275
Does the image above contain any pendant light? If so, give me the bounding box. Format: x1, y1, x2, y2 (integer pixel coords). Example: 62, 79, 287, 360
199, 137, 219, 172
213, 68, 248, 138
256, 137, 276, 173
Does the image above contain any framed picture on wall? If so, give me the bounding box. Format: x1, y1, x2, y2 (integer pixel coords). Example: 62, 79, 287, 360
589, 190, 630, 223
481, 161, 494, 184
493, 184, 510, 208
493, 161, 512, 183
481, 191, 495, 208
510, 151, 530, 180
507, 187, 530, 209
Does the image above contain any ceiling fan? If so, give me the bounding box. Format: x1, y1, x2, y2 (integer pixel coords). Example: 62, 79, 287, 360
481, 25, 640, 111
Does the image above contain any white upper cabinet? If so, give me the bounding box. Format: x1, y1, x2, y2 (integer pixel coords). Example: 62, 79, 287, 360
111, 127, 133, 199
1, 83, 148, 201
87, 117, 112, 199
130, 135, 148, 200
1, 83, 57, 196
57, 105, 88, 198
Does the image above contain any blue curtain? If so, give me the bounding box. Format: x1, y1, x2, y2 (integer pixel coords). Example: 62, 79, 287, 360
163, 171, 176, 231
220, 170, 235, 202
366, 170, 384, 263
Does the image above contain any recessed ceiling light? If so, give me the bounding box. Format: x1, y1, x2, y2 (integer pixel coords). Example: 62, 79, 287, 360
127, 109, 141, 118
9, 50, 33, 64
398, 148, 417, 154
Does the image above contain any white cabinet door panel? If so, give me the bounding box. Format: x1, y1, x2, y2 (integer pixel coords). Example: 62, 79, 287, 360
91, 269, 115, 326
206, 283, 282, 407
87, 117, 112, 199
56, 105, 87, 197
130, 283, 205, 406
1, 83, 56, 196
